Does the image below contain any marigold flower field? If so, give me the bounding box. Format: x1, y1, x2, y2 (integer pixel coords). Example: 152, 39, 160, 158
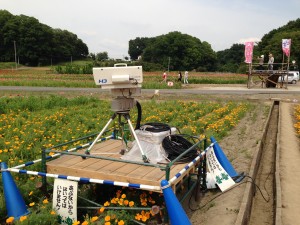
0, 95, 299, 224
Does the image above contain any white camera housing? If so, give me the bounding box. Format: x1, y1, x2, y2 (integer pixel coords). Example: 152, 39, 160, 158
93, 64, 143, 90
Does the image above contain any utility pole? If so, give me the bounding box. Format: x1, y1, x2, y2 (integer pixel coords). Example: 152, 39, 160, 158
14, 40, 17, 70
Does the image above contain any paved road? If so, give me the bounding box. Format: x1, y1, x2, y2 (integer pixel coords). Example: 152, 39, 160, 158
1, 85, 300, 95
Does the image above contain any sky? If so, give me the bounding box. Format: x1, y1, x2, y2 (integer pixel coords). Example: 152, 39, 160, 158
1, 0, 300, 59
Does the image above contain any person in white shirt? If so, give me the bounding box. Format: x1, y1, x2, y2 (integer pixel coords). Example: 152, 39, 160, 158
184, 71, 189, 84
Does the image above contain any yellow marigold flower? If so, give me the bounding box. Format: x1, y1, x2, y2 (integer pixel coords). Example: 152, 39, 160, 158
50, 210, 56, 215
19, 216, 27, 222
72, 221, 80, 225
99, 207, 105, 213
29, 202, 35, 207
135, 213, 142, 220
91, 216, 98, 222
104, 201, 110, 206
118, 220, 125, 225
129, 201, 134, 207
121, 194, 126, 199
142, 215, 148, 222
43, 199, 49, 204
118, 198, 124, 206
81, 221, 88, 225
6, 217, 14, 223
28, 191, 33, 196
105, 215, 111, 221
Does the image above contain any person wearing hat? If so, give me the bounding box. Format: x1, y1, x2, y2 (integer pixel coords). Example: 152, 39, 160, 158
257, 55, 264, 70
268, 53, 274, 70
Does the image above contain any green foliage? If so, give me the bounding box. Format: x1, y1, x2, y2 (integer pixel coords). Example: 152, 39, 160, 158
0, 10, 88, 66
54, 63, 93, 74
96, 52, 109, 61
216, 44, 245, 73
129, 31, 217, 72
257, 18, 300, 69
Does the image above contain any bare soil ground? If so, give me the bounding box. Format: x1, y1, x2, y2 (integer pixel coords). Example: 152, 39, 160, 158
181, 93, 300, 225
186, 99, 271, 225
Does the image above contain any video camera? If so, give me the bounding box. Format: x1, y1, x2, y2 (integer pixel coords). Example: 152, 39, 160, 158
93, 63, 143, 96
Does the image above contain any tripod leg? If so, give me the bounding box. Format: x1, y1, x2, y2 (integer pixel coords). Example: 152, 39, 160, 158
82, 113, 117, 159
124, 114, 150, 163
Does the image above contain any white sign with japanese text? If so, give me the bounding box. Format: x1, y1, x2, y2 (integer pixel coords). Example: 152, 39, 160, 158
206, 146, 235, 192
53, 179, 78, 225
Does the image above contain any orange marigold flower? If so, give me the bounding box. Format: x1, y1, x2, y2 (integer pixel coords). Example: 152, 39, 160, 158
99, 207, 105, 213
105, 215, 111, 221
91, 216, 98, 222
50, 210, 56, 215
104, 222, 111, 225
19, 216, 27, 222
118, 220, 125, 225
29, 202, 35, 207
6, 217, 14, 223
124, 200, 129, 206
129, 201, 134, 207
135, 213, 142, 220
43, 199, 49, 204
72, 221, 80, 225
104, 201, 110, 206
81, 221, 88, 225
121, 194, 126, 199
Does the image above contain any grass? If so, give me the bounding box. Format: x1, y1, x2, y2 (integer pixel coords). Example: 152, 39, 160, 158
0, 65, 248, 89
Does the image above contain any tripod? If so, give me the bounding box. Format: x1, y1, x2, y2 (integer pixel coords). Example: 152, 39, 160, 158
83, 97, 150, 163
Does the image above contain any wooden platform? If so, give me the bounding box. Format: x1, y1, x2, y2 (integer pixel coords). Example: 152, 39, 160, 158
46, 139, 199, 192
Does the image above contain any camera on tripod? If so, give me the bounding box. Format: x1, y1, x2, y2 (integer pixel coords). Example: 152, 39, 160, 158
93, 63, 143, 112
88, 63, 150, 163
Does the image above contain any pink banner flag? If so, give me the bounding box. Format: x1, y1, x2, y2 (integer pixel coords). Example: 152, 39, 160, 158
282, 39, 291, 57
244, 42, 254, 63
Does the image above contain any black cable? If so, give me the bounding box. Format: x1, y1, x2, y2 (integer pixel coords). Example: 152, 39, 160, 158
135, 100, 142, 130
140, 122, 171, 133
162, 134, 199, 163
188, 176, 270, 212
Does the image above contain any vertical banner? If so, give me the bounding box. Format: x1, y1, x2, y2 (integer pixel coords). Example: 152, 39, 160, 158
282, 39, 291, 57
53, 179, 78, 225
244, 42, 254, 63
206, 146, 235, 192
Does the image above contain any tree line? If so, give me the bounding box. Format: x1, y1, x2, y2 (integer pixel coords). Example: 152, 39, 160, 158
1, 10, 299, 72
129, 19, 300, 72
0, 10, 88, 66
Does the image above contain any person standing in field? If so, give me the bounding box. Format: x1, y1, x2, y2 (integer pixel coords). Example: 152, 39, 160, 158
178, 71, 182, 82
162, 71, 167, 83
268, 53, 274, 70
257, 55, 264, 70
184, 71, 189, 84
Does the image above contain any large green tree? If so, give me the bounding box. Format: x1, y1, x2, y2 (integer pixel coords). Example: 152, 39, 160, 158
129, 31, 217, 71
0, 10, 89, 66
256, 18, 300, 70
216, 44, 245, 72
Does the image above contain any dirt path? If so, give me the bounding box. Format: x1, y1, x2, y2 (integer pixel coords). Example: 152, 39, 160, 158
279, 102, 300, 225
248, 104, 278, 225
186, 101, 271, 224
186, 100, 300, 225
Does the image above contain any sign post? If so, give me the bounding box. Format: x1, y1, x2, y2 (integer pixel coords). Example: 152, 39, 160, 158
53, 179, 78, 225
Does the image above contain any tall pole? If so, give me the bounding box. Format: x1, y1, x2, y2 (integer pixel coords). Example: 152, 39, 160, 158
13, 41, 17, 70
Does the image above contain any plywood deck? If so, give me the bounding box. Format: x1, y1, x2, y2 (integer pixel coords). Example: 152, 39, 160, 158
46, 139, 198, 192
